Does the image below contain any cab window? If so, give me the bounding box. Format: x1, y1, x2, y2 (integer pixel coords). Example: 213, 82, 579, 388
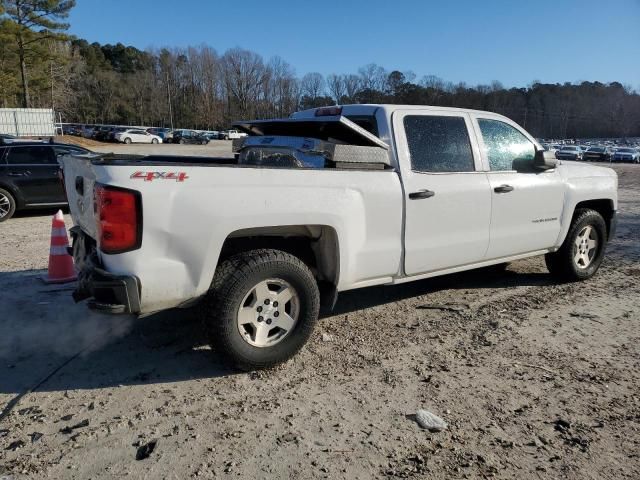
478, 119, 535, 171
404, 115, 475, 173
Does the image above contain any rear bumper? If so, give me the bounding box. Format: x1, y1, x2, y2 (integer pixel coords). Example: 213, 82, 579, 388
70, 226, 141, 314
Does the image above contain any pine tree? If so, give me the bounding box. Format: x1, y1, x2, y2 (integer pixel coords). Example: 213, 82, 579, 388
0, 0, 75, 107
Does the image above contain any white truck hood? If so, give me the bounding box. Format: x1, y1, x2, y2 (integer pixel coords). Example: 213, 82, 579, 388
557, 161, 617, 179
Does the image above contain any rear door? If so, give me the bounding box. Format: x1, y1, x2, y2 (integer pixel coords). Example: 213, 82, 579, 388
5, 145, 64, 205
393, 109, 492, 275
470, 115, 565, 259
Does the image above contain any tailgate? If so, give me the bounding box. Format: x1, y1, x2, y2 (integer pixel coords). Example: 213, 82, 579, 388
59, 153, 101, 239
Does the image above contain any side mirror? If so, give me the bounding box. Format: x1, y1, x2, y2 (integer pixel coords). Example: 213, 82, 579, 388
533, 148, 557, 170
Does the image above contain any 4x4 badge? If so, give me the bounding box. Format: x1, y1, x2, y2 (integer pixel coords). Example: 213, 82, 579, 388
130, 171, 189, 182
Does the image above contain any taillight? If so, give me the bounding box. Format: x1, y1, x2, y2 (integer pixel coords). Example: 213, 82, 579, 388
315, 106, 342, 116
95, 185, 142, 254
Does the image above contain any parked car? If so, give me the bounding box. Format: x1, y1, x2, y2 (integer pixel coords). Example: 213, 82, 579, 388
61, 104, 617, 370
172, 130, 208, 144
147, 128, 171, 142
583, 146, 612, 162
81, 125, 99, 139
612, 147, 640, 163
0, 142, 91, 221
94, 125, 114, 142
61, 124, 82, 136
220, 129, 248, 140
114, 129, 162, 144
202, 131, 220, 141
555, 145, 583, 161
107, 127, 127, 142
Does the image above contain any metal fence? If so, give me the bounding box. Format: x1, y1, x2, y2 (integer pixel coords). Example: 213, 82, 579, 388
0, 108, 56, 137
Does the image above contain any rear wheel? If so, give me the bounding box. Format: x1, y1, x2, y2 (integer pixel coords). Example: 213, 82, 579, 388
545, 208, 607, 281
200, 249, 320, 370
151, 138, 159, 144
179, 139, 185, 144
0, 188, 16, 222
124, 137, 132, 144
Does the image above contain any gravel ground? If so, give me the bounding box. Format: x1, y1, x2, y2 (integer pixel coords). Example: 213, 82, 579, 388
0, 163, 638, 479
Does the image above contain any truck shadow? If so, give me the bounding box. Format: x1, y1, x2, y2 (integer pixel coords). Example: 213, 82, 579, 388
0, 263, 552, 396
325, 263, 553, 318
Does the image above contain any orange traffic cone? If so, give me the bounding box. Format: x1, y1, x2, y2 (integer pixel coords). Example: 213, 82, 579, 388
42, 209, 77, 284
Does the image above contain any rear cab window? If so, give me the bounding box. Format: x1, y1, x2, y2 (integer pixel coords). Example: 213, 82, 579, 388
403, 115, 475, 173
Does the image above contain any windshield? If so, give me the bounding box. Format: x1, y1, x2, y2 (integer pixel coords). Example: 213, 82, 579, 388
618, 148, 634, 153
588, 147, 604, 152
562, 146, 577, 151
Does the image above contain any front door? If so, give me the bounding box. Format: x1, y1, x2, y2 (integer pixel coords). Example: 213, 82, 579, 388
393, 110, 492, 276
471, 116, 565, 259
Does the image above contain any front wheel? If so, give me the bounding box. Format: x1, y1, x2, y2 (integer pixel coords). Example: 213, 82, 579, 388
124, 137, 132, 144
179, 139, 185, 144
545, 208, 607, 281
200, 249, 320, 370
151, 138, 158, 144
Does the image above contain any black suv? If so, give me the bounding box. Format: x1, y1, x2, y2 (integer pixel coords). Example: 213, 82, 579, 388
172, 130, 209, 145
0, 141, 90, 221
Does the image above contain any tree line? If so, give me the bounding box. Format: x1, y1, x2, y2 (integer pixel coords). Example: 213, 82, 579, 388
1, 0, 639, 139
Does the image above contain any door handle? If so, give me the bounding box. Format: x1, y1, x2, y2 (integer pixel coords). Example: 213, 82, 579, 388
409, 189, 435, 200
494, 184, 514, 193
7, 172, 28, 177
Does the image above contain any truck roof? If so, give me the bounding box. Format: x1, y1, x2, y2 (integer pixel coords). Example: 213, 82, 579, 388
292, 104, 500, 118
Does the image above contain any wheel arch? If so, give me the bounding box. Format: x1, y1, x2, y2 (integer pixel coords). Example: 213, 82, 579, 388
573, 199, 615, 240
0, 182, 25, 209
217, 225, 340, 308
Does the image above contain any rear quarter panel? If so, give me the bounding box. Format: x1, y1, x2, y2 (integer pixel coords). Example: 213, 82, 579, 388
93, 165, 404, 313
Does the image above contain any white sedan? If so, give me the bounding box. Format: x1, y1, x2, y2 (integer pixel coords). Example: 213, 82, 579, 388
114, 129, 162, 144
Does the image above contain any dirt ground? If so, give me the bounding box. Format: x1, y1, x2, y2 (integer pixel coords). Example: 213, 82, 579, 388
0, 163, 638, 479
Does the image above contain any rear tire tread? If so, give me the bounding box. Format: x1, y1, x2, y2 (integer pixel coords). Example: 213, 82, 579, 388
199, 249, 320, 370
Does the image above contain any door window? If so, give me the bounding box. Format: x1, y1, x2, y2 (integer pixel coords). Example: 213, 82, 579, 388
477, 119, 535, 171
6, 146, 56, 165
403, 116, 475, 173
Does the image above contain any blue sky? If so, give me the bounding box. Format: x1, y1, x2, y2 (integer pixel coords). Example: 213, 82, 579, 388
68, 0, 640, 88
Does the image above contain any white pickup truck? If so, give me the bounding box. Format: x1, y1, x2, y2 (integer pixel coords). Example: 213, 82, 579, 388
61, 104, 618, 369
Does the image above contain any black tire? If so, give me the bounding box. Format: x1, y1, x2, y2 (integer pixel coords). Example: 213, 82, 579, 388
124, 137, 132, 144
545, 208, 607, 281
200, 249, 320, 370
0, 187, 16, 222
179, 139, 185, 144
151, 138, 158, 144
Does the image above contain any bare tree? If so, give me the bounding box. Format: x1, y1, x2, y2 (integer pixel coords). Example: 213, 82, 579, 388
300, 72, 325, 100
343, 74, 361, 101
358, 63, 387, 92
221, 47, 266, 119
326, 73, 346, 104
